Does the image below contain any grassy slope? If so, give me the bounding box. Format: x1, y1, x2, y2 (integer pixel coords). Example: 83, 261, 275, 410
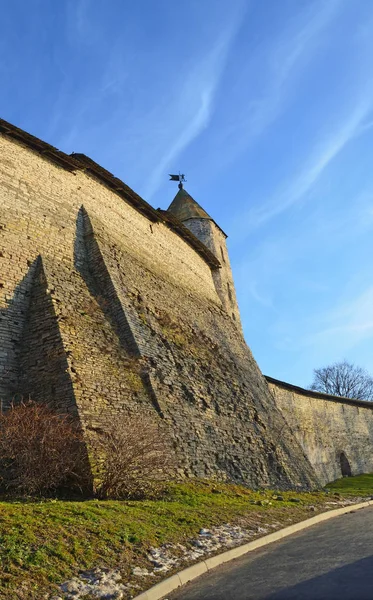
327, 473, 373, 496
0, 478, 371, 599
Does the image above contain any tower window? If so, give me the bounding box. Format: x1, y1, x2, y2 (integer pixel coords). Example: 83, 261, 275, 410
232, 312, 236, 321
220, 247, 226, 263
227, 282, 233, 302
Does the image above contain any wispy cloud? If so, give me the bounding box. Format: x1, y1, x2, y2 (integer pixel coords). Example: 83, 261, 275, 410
211, 0, 342, 163
236, 177, 373, 313
246, 0, 340, 136
304, 287, 373, 353
143, 87, 215, 200
143, 5, 246, 199
65, 0, 98, 46
47, 1, 247, 198
242, 97, 373, 230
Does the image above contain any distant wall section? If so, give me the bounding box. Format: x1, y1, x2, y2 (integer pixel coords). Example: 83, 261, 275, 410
267, 376, 373, 485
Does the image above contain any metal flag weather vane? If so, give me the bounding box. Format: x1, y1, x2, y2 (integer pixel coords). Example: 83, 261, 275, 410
169, 172, 186, 189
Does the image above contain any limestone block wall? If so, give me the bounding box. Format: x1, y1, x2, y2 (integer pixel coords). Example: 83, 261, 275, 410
182, 218, 241, 326
267, 377, 373, 485
0, 123, 319, 489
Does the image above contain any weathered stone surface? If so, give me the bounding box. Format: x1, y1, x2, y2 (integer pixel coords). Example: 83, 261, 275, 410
0, 122, 318, 489
268, 377, 373, 485
181, 216, 241, 326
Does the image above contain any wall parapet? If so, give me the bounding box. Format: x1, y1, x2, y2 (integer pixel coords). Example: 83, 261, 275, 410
0, 118, 78, 171
0, 118, 220, 271
265, 375, 373, 409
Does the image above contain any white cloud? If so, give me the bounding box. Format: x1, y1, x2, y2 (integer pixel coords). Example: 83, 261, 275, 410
252, 0, 340, 133
143, 5, 246, 199
304, 287, 373, 353
66, 0, 98, 46
143, 87, 214, 200
214, 0, 342, 161
229, 90, 373, 238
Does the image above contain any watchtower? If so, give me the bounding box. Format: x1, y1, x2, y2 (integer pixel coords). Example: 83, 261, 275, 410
167, 186, 241, 326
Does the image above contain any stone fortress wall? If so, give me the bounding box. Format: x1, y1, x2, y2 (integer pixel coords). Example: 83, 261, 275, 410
0, 118, 318, 490
0, 117, 372, 490
267, 377, 373, 485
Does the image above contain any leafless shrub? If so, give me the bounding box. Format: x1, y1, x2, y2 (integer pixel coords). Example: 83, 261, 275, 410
0, 401, 90, 496
310, 360, 373, 400
90, 413, 175, 500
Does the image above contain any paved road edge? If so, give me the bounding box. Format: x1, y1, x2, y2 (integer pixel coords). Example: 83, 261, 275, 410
133, 500, 373, 600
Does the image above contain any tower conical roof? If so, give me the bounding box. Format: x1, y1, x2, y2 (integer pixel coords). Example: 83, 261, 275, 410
167, 187, 212, 222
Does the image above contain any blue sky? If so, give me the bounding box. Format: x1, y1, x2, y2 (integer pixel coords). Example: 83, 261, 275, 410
2, 0, 373, 387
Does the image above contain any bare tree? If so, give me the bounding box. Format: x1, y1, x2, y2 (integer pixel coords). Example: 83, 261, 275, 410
310, 360, 373, 400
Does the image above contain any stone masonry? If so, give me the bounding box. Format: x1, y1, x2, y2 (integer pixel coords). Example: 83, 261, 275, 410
267, 376, 373, 485
0, 118, 325, 489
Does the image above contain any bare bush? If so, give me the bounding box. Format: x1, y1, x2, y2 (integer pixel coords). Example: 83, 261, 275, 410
0, 401, 90, 496
90, 413, 175, 500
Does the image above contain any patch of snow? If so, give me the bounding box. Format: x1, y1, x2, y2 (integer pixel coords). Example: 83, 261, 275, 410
59, 568, 135, 599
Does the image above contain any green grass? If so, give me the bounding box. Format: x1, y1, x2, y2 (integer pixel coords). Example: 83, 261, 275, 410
0, 479, 360, 599
326, 473, 373, 496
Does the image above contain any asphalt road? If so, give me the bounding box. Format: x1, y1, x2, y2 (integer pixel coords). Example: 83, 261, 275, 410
169, 506, 373, 600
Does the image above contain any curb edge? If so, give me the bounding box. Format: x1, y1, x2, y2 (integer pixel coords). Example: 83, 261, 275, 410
133, 500, 373, 600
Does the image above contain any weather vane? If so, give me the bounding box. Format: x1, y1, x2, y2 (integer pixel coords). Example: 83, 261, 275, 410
169, 172, 186, 190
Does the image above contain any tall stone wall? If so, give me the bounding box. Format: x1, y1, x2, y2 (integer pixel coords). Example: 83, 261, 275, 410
267, 377, 373, 485
0, 125, 319, 489
182, 218, 241, 326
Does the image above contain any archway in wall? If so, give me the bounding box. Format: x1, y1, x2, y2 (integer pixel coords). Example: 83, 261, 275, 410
339, 452, 352, 477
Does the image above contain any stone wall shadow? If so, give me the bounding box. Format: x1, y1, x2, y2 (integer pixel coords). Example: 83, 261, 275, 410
74, 206, 164, 417
0, 257, 40, 408
74, 205, 140, 358
0, 255, 93, 493
19, 256, 78, 415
